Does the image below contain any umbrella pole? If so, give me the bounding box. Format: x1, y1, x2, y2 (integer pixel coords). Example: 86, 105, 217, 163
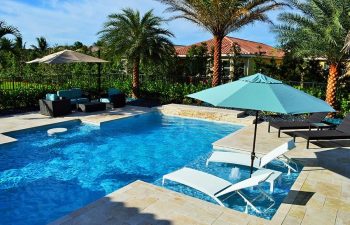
250, 111, 259, 177
97, 49, 101, 97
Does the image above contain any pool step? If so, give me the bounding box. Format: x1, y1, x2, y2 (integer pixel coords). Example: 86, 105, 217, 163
0, 134, 17, 145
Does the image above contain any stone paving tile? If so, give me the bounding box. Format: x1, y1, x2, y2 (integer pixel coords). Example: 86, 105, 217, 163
158, 104, 254, 126
301, 207, 337, 225
0, 106, 153, 134
335, 209, 350, 225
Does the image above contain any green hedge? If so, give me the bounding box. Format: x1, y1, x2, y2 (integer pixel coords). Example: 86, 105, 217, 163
0, 87, 53, 110
1, 79, 349, 117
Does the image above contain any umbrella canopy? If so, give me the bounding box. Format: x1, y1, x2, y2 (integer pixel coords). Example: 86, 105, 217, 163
187, 73, 335, 175
188, 73, 334, 114
26, 49, 108, 64
26, 49, 108, 94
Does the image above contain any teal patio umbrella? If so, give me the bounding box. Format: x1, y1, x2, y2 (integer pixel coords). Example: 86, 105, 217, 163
187, 73, 335, 175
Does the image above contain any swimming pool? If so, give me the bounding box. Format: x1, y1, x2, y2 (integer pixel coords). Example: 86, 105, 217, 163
0, 112, 302, 224
0, 113, 239, 224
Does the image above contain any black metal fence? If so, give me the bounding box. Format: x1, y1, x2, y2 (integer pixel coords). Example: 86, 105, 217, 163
0, 73, 329, 91
0, 73, 126, 91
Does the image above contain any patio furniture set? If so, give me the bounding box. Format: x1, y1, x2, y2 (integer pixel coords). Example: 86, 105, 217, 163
39, 88, 126, 117
269, 112, 350, 148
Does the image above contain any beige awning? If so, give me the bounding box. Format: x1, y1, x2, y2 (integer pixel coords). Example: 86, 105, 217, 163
26, 49, 108, 64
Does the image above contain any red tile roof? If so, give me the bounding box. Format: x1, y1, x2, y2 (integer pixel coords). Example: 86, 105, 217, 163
175, 36, 284, 58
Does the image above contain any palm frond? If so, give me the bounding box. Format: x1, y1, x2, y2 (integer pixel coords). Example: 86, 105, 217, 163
98, 9, 174, 64
273, 0, 350, 62
0, 20, 21, 39
157, 0, 286, 36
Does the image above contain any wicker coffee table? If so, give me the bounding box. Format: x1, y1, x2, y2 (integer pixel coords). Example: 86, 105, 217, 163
77, 102, 106, 112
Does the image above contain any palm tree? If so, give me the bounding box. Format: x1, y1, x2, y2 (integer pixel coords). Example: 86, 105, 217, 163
343, 31, 350, 77
30, 36, 49, 55
0, 21, 20, 39
0, 21, 21, 52
157, 0, 285, 86
99, 9, 174, 98
274, 0, 350, 109
343, 31, 350, 53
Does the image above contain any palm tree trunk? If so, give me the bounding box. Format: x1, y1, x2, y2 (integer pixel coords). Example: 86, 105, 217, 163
212, 35, 223, 87
132, 58, 140, 99
325, 63, 339, 110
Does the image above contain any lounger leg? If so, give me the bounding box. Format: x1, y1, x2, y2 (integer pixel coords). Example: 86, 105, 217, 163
307, 139, 310, 149
268, 124, 271, 133
213, 196, 225, 207
270, 181, 274, 193
278, 129, 281, 138
162, 178, 165, 185
236, 191, 260, 213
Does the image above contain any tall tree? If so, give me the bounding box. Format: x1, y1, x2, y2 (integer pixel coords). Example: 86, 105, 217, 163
0, 21, 20, 39
343, 31, 350, 77
99, 9, 174, 98
344, 31, 350, 53
274, 0, 350, 109
157, 0, 285, 86
30, 36, 49, 55
0, 21, 21, 52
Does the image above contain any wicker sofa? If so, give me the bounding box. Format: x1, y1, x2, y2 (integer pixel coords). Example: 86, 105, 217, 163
57, 88, 89, 105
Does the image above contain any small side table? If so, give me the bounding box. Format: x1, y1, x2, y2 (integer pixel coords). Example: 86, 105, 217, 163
309, 122, 336, 131
77, 102, 106, 112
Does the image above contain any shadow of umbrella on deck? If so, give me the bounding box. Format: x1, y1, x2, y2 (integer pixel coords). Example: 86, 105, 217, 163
187, 73, 335, 176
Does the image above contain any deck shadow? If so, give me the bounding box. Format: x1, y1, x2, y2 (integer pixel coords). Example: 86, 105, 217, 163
50, 196, 172, 225
283, 190, 315, 205
294, 147, 350, 179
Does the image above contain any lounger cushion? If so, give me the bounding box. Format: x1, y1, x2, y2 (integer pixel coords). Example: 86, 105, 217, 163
269, 121, 312, 129
336, 113, 350, 133
294, 130, 350, 140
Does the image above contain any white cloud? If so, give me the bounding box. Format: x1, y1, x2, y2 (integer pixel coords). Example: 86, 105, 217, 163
0, 0, 280, 47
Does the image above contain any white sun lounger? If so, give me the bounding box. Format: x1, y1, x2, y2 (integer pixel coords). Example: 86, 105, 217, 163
162, 167, 275, 213
207, 140, 298, 175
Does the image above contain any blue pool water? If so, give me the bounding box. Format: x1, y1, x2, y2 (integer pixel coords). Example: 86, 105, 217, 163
0, 113, 300, 224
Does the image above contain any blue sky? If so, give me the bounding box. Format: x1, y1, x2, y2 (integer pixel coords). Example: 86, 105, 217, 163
1, 0, 285, 47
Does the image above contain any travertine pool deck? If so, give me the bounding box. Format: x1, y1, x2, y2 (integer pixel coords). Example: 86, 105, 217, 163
1, 104, 350, 225
0, 106, 153, 137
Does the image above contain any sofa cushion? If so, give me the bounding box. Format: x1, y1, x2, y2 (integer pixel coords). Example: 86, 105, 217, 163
57, 90, 73, 99
108, 88, 122, 96
70, 88, 82, 99
100, 98, 111, 103
46, 93, 59, 101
